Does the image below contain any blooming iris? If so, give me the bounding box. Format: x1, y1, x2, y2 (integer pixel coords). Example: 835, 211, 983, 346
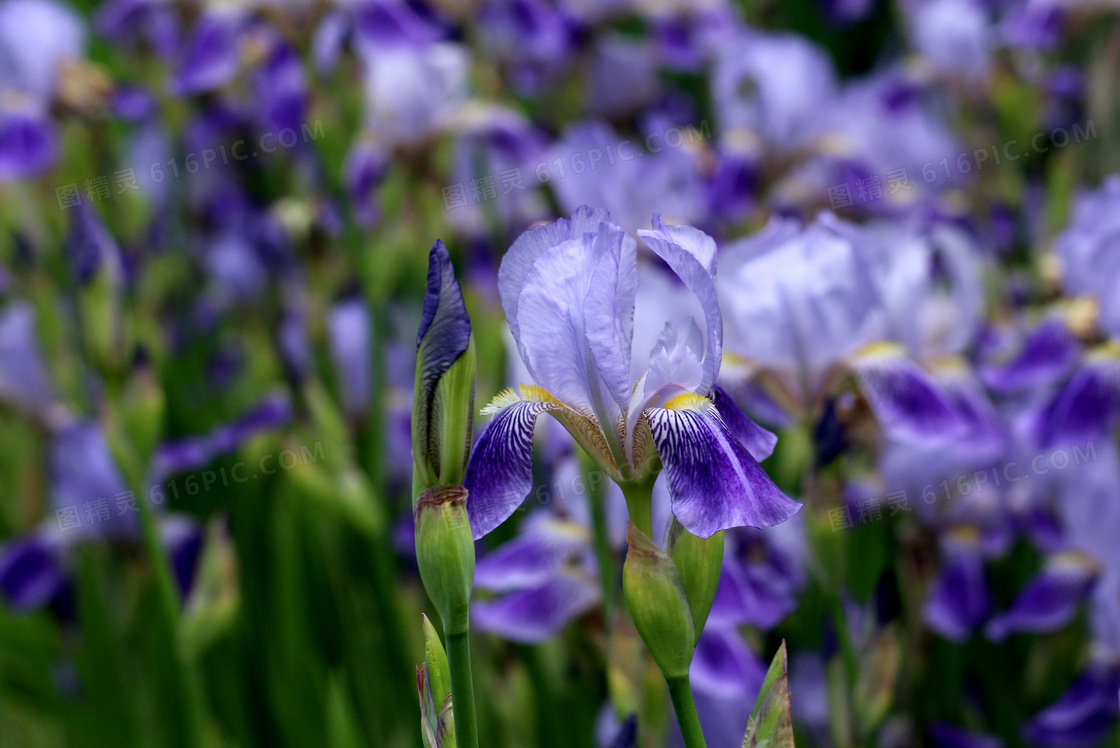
465, 207, 800, 540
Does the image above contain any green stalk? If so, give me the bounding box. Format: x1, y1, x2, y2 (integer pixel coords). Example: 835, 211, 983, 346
579, 451, 617, 621
445, 628, 480, 748
667, 677, 708, 748
620, 480, 655, 538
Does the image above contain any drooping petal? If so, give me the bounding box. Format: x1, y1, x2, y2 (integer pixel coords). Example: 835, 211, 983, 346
646, 394, 800, 538
474, 515, 589, 592
1022, 662, 1120, 748
711, 385, 777, 462
980, 317, 1080, 394
465, 390, 559, 539
472, 573, 599, 642
850, 343, 967, 444
1030, 346, 1120, 449
985, 553, 1098, 640
922, 535, 989, 642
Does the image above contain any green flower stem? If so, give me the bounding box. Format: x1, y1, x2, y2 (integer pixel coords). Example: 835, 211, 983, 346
445, 627, 480, 748
667, 676, 708, 748
579, 451, 617, 621
620, 480, 655, 538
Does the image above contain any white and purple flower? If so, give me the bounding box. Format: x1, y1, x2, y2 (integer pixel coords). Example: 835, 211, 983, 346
464, 207, 800, 541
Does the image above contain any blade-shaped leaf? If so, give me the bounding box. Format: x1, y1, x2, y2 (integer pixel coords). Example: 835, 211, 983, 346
742, 641, 794, 748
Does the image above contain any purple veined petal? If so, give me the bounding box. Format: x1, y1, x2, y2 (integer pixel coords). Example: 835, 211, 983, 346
645, 395, 800, 538
1022, 661, 1120, 748
929, 722, 1004, 748
0, 531, 67, 613
472, 572, 599, 642
172, 11, 244, 96
689, 626, 766, 700
985, 553, 1098, 641
1031, 347, 1120, 449
0, 302, 55, 412
850, 343, 968, 445
638, 216, 722, 397
980, 317, 1080, 394
922, 534, 989, 642
464, 391, 559, 540
0, 107, 58, 180
474, 515, 589, 592
711, 385, 777, 462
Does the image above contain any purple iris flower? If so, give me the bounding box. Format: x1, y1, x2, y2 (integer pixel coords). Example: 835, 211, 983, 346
0, 0, 85, 101
548, 121, 706, 236
1054, 175, 1120, 339
707, 516, 807, 630
465, 207, 800, 540
719, 213, 967, 443
0, 105, 58, 180
94, 0, 179, 58
909, 0, 994, 85
711, 28, 837, 150
476, 0, 575, 93
172, 10, 247, 96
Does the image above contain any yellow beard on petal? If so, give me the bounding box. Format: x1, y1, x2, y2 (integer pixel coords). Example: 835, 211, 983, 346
662, 392, 712, 412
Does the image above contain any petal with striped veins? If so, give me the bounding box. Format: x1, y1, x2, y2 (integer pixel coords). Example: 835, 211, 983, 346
645, 394, 800, 538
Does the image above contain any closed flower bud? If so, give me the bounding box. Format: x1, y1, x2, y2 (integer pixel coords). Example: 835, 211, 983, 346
413, 241, 476, 496
622, 522, 695, 680
415, 486, 475, 635
666, 519, 723, 644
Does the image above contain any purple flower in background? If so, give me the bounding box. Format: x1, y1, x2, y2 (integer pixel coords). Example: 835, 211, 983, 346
0, 0, 85, 100
548, 120, 706, 235
985, 552, 1098, 640
711, 28, 836, 150
328, 297, 372, 419
477, 0, 574, 92
0, 104, 59, 179
1022, 660, 1120, 748
472, 515, 600, 642
1054, 175, 1120, 339
465, 207, 800, 540
172, 10, 246, 96
909, 0, 993, 85
922, 530, 990, 641
0, 302, 55, 413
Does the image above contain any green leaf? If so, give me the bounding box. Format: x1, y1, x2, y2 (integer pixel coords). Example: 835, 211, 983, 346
742, 641, 795, 748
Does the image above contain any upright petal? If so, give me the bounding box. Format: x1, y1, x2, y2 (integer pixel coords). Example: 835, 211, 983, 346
646, 394, 800, 538
638, 216, 722, 396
